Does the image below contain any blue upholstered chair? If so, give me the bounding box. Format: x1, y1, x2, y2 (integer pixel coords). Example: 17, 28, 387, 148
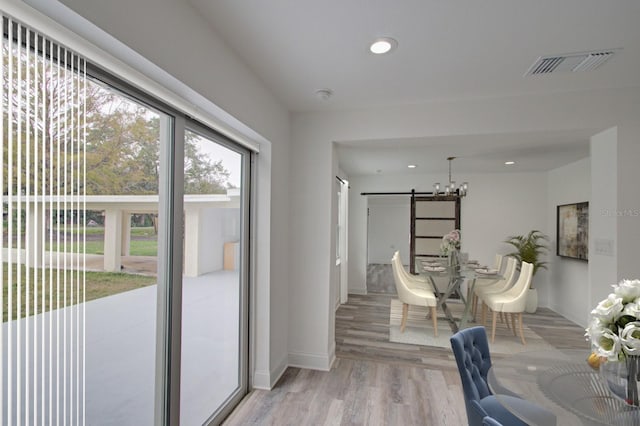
483, 416, 503, 426
450, 326, 556, 426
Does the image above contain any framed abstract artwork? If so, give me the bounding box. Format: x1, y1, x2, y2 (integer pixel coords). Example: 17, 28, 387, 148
557, 202, 589, 260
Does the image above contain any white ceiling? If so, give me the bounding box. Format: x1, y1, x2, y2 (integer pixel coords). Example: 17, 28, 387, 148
188, 0, 640, 175
337, 130, 595, 176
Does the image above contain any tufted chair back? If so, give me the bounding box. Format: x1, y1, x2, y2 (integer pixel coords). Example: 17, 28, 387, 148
450, 326, 493, 425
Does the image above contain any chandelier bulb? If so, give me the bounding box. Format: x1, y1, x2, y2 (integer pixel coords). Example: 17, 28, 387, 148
432, 157, 468, 198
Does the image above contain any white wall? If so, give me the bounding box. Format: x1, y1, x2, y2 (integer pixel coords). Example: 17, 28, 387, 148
22, 0, 292, 388
289, 116, 334, 369
546, 158, 590, 326
616, 121, 640, 281
589, 128, 618, 319
367, 197, 410, 264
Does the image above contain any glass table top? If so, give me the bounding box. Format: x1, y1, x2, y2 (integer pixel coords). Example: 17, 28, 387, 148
488, 349, 640, 426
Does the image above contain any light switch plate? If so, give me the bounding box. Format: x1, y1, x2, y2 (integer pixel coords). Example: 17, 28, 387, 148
594, 238, 615, 256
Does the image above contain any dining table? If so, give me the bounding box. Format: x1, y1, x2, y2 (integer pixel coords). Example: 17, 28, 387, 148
415, 258, 502, 332
488, 348, 640, 426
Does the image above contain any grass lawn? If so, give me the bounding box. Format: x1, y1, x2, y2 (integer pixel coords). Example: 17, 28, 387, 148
45, 239, 158, 256
2, 263, 157, 322
5, 227, 158, 256
56, 226, 156, 237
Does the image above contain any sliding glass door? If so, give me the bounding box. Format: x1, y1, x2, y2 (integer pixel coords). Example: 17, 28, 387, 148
2, 11, 252, 425
180, 126, 249, 425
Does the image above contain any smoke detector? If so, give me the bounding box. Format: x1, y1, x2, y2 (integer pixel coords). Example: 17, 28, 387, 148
315, 88, 333, 101
524, 49, 619, 76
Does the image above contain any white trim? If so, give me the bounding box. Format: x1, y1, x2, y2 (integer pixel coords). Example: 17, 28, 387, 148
252, 354, 288, 390
338, 180, 349, 304
348, 288, 368, 295
288, 351, 333, 371
328, 341, 336, 370
7, 0, 263, 153
251, 370, 271, 391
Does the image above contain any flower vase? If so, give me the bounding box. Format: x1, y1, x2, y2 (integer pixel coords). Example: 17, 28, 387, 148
448, 249, 460, 270
601, 356, 640, 406
627, 355, 640, 406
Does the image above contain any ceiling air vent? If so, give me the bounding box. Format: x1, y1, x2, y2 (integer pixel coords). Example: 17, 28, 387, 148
525, 49, 617, 76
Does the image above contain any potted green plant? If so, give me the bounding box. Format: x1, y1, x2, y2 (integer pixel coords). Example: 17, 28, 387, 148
504, 230, 549, 313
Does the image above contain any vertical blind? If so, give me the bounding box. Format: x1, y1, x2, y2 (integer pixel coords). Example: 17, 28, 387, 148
2, 13, 86, 425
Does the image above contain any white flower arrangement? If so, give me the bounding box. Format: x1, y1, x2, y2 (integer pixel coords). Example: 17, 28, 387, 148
586, 279, 640, 361
440, 229, 461, 256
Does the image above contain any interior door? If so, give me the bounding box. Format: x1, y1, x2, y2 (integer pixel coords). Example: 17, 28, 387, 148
410, 196, 461, 273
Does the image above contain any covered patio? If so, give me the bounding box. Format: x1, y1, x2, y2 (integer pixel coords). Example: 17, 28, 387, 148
8, 189, 240, 277
1, 270, 240, 425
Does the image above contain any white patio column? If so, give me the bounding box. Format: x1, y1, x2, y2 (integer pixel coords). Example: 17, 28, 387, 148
103, 208, 123, 272
121, 211, 131, 256
183, 207, 200, 277
25, 200, 45, 268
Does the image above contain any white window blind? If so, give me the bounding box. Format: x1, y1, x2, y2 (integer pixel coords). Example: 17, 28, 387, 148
2, 13, 86, 425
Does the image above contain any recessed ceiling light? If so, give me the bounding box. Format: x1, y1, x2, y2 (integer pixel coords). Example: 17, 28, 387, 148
369, 37, 397, 55
407, 164, 417, 169
505, 161, 515, 165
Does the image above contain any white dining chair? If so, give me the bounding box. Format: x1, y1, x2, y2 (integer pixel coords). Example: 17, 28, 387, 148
493, 254, 504, 273
469, 254, 504, 299
482, 261, 534, 344
391, 254, 438, 335
473, 257, 518, 321
392, 251, 430, 289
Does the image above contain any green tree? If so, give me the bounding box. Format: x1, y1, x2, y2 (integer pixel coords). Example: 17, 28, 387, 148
3, 37, 234, 201
85, 97, 160, 195
2, 39, 106, 197
184, 131, 231, 194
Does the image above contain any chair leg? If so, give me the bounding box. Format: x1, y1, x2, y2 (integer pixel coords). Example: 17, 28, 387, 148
518, 312, 526, 345
401, 303, 409, 333
472, 294, 476, 318
431, 306, 438, 337
504, 313, 511, 330
499, 311, 505, 324
511, 314, 517, 336
481, 302, 487, 326
491, 311, 498, 343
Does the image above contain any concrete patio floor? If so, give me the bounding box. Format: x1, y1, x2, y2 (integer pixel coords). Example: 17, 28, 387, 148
2, 269, 240, 425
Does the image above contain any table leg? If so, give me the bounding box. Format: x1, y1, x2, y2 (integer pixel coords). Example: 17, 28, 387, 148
429, 276, 459, 332
459, 278, 477, 329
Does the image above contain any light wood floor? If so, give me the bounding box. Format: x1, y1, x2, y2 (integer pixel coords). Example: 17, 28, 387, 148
223, 293, 588, 425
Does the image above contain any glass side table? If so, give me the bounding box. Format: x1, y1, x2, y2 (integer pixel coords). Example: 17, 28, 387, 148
488, 349, 640, 425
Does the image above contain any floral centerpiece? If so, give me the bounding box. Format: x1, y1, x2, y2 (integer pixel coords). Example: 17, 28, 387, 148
440, 229, 461, 256
586, 279, 640, 361
440, 229, 461, 269
586, 279, 640, 405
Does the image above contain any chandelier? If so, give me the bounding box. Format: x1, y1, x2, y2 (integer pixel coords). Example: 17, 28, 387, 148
433, 157, 468, 198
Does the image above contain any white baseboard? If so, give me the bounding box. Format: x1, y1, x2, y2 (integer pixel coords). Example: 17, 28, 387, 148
252, 354, 288, 390
328, 341, 336, 369
288, 349, 334, 371
254, 346, 337, 389
348, 288, 367, 295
